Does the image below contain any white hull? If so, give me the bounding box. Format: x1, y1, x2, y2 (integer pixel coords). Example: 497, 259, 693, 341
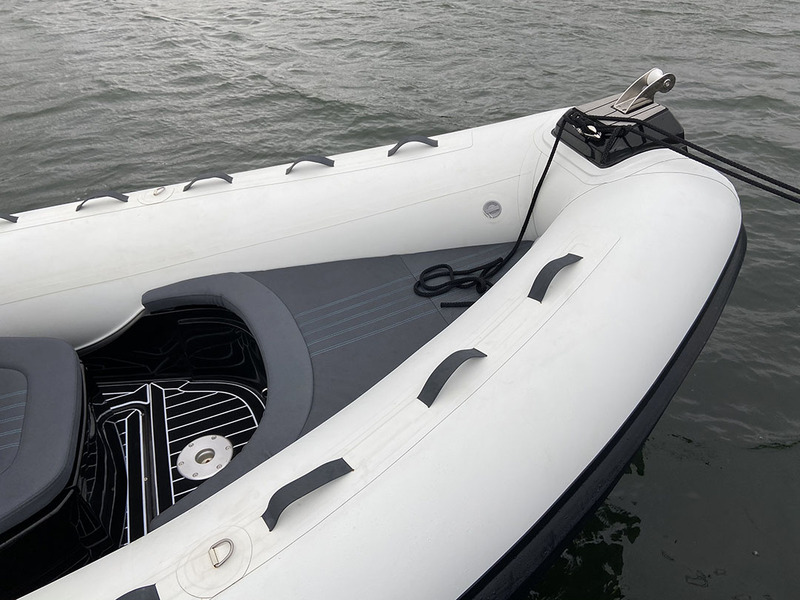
1, 99, 743, 600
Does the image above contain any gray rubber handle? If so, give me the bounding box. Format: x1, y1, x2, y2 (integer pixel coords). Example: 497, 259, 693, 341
75, 191, 129, 212
418, 348, 487, 407
183, 172, 233, 192
528, 254, 583, 302
262, 458, 353, 531
285, 155, 335, 175
388, 135, 438, 157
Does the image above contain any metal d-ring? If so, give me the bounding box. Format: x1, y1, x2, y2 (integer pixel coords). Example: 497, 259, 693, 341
208, 538, 235, 568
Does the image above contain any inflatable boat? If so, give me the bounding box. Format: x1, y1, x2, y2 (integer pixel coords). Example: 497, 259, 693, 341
0, 70, 745, 600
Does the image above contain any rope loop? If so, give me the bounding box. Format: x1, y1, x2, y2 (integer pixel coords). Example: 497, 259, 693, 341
413, 116, 571, 304
413, 259, 503, 298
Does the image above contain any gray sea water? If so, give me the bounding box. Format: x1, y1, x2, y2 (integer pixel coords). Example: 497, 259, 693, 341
2, 1, 800, 598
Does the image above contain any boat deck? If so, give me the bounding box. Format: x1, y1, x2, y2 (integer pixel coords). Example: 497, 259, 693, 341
80, 241, 532, 544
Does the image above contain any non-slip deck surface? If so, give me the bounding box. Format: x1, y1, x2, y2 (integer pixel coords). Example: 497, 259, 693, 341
89, 380, 264, 541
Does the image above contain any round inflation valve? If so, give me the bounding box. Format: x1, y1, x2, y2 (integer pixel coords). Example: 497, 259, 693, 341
177, 434, 233, 480
483, 200, 502, 219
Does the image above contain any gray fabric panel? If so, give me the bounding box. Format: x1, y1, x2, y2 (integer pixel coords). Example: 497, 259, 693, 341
145, 273, 314, 528
302, 308, 445, 432
247, 242, 530, 433
0, 368, 28, 474
0, 338, 83, 535
247, 256, 448, 432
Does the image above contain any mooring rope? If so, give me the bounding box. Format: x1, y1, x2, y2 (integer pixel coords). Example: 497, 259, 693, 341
412, 115, 570, 306
567, 108, 800, 204
413, 106, 800, 304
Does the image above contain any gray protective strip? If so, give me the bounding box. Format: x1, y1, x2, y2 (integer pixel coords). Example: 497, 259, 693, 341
528, 253, 583, 302
262, 458, 353, 531
143, 274, 314, 528
142, 273, 312, 456
417, 348, 487, 407
116, 585, 160, 600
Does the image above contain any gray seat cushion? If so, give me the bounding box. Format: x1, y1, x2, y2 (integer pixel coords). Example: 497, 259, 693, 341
141, 272, 313, 456
0, 338, 84, 535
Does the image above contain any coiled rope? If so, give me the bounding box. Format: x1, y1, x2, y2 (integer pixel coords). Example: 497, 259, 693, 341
413, 115, 569, 307
413, 107, 800, 305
